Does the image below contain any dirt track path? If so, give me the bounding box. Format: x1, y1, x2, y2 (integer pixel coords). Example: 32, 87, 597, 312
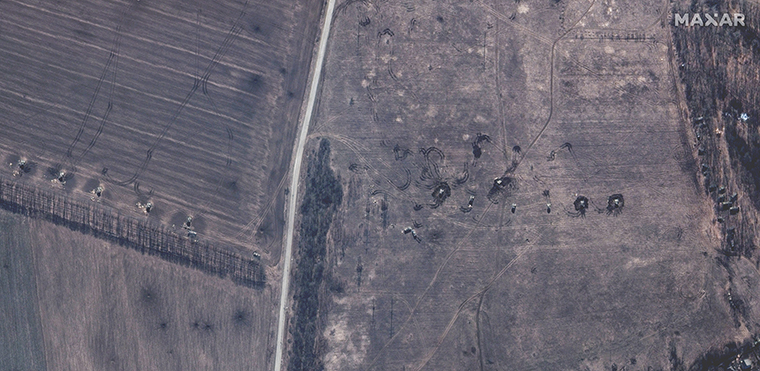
273, 0, 337, 369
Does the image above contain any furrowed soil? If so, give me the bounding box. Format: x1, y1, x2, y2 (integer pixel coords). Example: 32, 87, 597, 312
0, 0, 323, 262
28, 211, 278, 370
0, 212, 46, 370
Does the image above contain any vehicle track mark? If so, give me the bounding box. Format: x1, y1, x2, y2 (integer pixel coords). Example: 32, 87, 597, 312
105, 0, 249, 186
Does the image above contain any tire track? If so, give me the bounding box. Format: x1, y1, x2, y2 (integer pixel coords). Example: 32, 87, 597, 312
233, 172, 289, 245
505, 0, 597, 172
412, 244, 533, 371
65, 2, 134, 161
364, 201, 495, 370
408, 2, 682, 368
365, 1, 598, 368
187, 8, 239, 225
72, 11, 129, 166
310, 132, 417, 204
105, 0, 249, 187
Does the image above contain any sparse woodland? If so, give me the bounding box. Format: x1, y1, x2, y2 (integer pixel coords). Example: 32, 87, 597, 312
288, 139, 342, 371
672, 0, 760, 257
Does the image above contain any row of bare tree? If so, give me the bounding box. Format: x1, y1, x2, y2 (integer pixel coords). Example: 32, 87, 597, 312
0, 178, 265, 288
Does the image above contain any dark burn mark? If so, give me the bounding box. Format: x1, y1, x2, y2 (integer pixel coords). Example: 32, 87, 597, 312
322, 194, 334, 205
673, 16, 760, 264
244, 73, 264, 94
427, 229, 445, 244
727, 287, 748, 328
140, 286, 157, 306
471, 133, 491, 161
669, 341, 684, 371
234, 309, 248, 323
233, 309, 249, 326
225, 179, 239, 192
191, 319, 214, 333
472, 144, 482, 159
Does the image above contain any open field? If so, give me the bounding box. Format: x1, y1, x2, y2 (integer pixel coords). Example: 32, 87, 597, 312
0, 212, 46, 370
0, 0, 323, 260
23, 209, 278, 370
280, 0, 760, 370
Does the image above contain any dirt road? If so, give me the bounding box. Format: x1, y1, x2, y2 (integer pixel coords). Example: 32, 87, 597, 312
272, 0, 337, 370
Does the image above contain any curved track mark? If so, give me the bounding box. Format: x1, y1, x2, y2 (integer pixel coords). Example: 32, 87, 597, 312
105, 1, 249, 186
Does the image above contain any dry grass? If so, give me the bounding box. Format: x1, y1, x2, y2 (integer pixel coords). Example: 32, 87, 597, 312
304, 0, 760, 370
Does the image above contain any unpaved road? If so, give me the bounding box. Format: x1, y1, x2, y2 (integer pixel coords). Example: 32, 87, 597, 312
272, 0, 337, 370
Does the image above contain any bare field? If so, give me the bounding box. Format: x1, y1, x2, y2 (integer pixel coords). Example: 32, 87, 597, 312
294, 0, 760, 370
28, 213, 278, 370
0, 0, 323, 259
0, 212, 46, 370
